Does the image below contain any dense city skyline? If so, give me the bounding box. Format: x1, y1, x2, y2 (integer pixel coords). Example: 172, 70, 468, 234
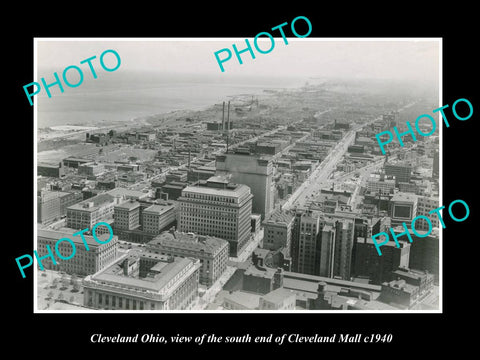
34, 39, 441, 312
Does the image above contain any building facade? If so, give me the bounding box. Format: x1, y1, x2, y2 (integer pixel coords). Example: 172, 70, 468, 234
262, 210, 294, 257
38, 191, 83, 224
142, 204, 176, 235
416, 195, 439, 231
66, 188, 147, 231
37, 229, 118, 276
216, 153, 274, 219
366, 173, 396, 194
83, 252, 201, 310
259, 287, 296, 310
385, 163, 412, 185
147, 231, 229, 287
353, 237, 411, 285
114, 200, 141, 231
178, 176, 253, 257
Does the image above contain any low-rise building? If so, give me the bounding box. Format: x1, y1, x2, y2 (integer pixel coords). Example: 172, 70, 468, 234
259, 287, 296, 310
223, 291, 261, 310
83, 251, 201, 310
37, 228, 118, 276
380, 279, 419, 308
147, 231, 229, 287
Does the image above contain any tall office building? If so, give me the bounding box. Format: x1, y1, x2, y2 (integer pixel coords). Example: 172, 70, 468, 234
114, 200, 141, 231
142, 203, 176, 235
433, 150, 439, 178
385, 163, 412, 185
318, 223, 336, 277
391, 227, 439, 283
295, 212, 321, 275
291, 210, 362, 281
178, 176, 253, 257
262, 210, 294, 257
353, 236, 411, 284
332, 218, 356, 280
38, 190, 83, 224
216, 152, 274, 219
416, 195, 439, 231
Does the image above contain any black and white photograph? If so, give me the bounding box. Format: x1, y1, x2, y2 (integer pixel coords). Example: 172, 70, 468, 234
31, 38, 441, 313
7, 6, 476, 354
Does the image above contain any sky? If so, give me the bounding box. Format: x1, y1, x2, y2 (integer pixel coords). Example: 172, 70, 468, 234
36, 38, 440, 85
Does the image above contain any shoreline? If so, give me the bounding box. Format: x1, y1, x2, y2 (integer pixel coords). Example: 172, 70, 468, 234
36, 86, 292, 146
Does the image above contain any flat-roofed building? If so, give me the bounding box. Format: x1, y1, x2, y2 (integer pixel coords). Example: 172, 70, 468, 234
178, 176, 253, 257
416, 195, 439, 231
391, 267, 434, 295
390, 192, 418, 228
380, 279, 419, 307
38, 190, 83, 224
66, 193, 117, 230
147, 231, 229, 287
223, 290, 261, 310
114, 200, 141, 232
38, 162, 65, 178
37, 228, 118, 276
353, 237, 411, 285
78, 162, 105, 178
259, 287, 296, 310
82, 251, 201, 310
216, 153, 274, 219
67, 188, 148, 231
262, 210, 294, 256
385, 163, 412, 185
366, 173, 396, 195
142, 203, 176, 235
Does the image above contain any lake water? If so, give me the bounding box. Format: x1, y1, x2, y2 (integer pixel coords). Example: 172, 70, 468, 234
36, 71, 307, 128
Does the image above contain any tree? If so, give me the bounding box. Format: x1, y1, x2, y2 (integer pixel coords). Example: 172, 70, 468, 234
72, 280, 81, 292
47, 291, 54, 299
69, 296, 75, 303
57, 292, 64, 301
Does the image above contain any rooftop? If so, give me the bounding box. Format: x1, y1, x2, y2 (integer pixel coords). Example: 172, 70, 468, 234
37, 228, 114, 247
68, 193, 115, 212
261, 287, 295, 304
244, 264, 276, 279
182, 181, 251, 198
391, 192, 418, 203
224, 291, 261, 309
283, 271, 382, 292
148, 231, 228, 255
90, 252, 198, 293
264, 210, 294, 225
114, 200, 140, 210
358, 237, 410, 249
107, 187, 148, 199
143, 204, 175, 215
383, 279, 417, 294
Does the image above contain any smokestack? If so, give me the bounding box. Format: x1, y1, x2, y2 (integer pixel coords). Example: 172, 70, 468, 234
227, 101, 230, 130
222, 101, 225, 131
226, 101, 230, 152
